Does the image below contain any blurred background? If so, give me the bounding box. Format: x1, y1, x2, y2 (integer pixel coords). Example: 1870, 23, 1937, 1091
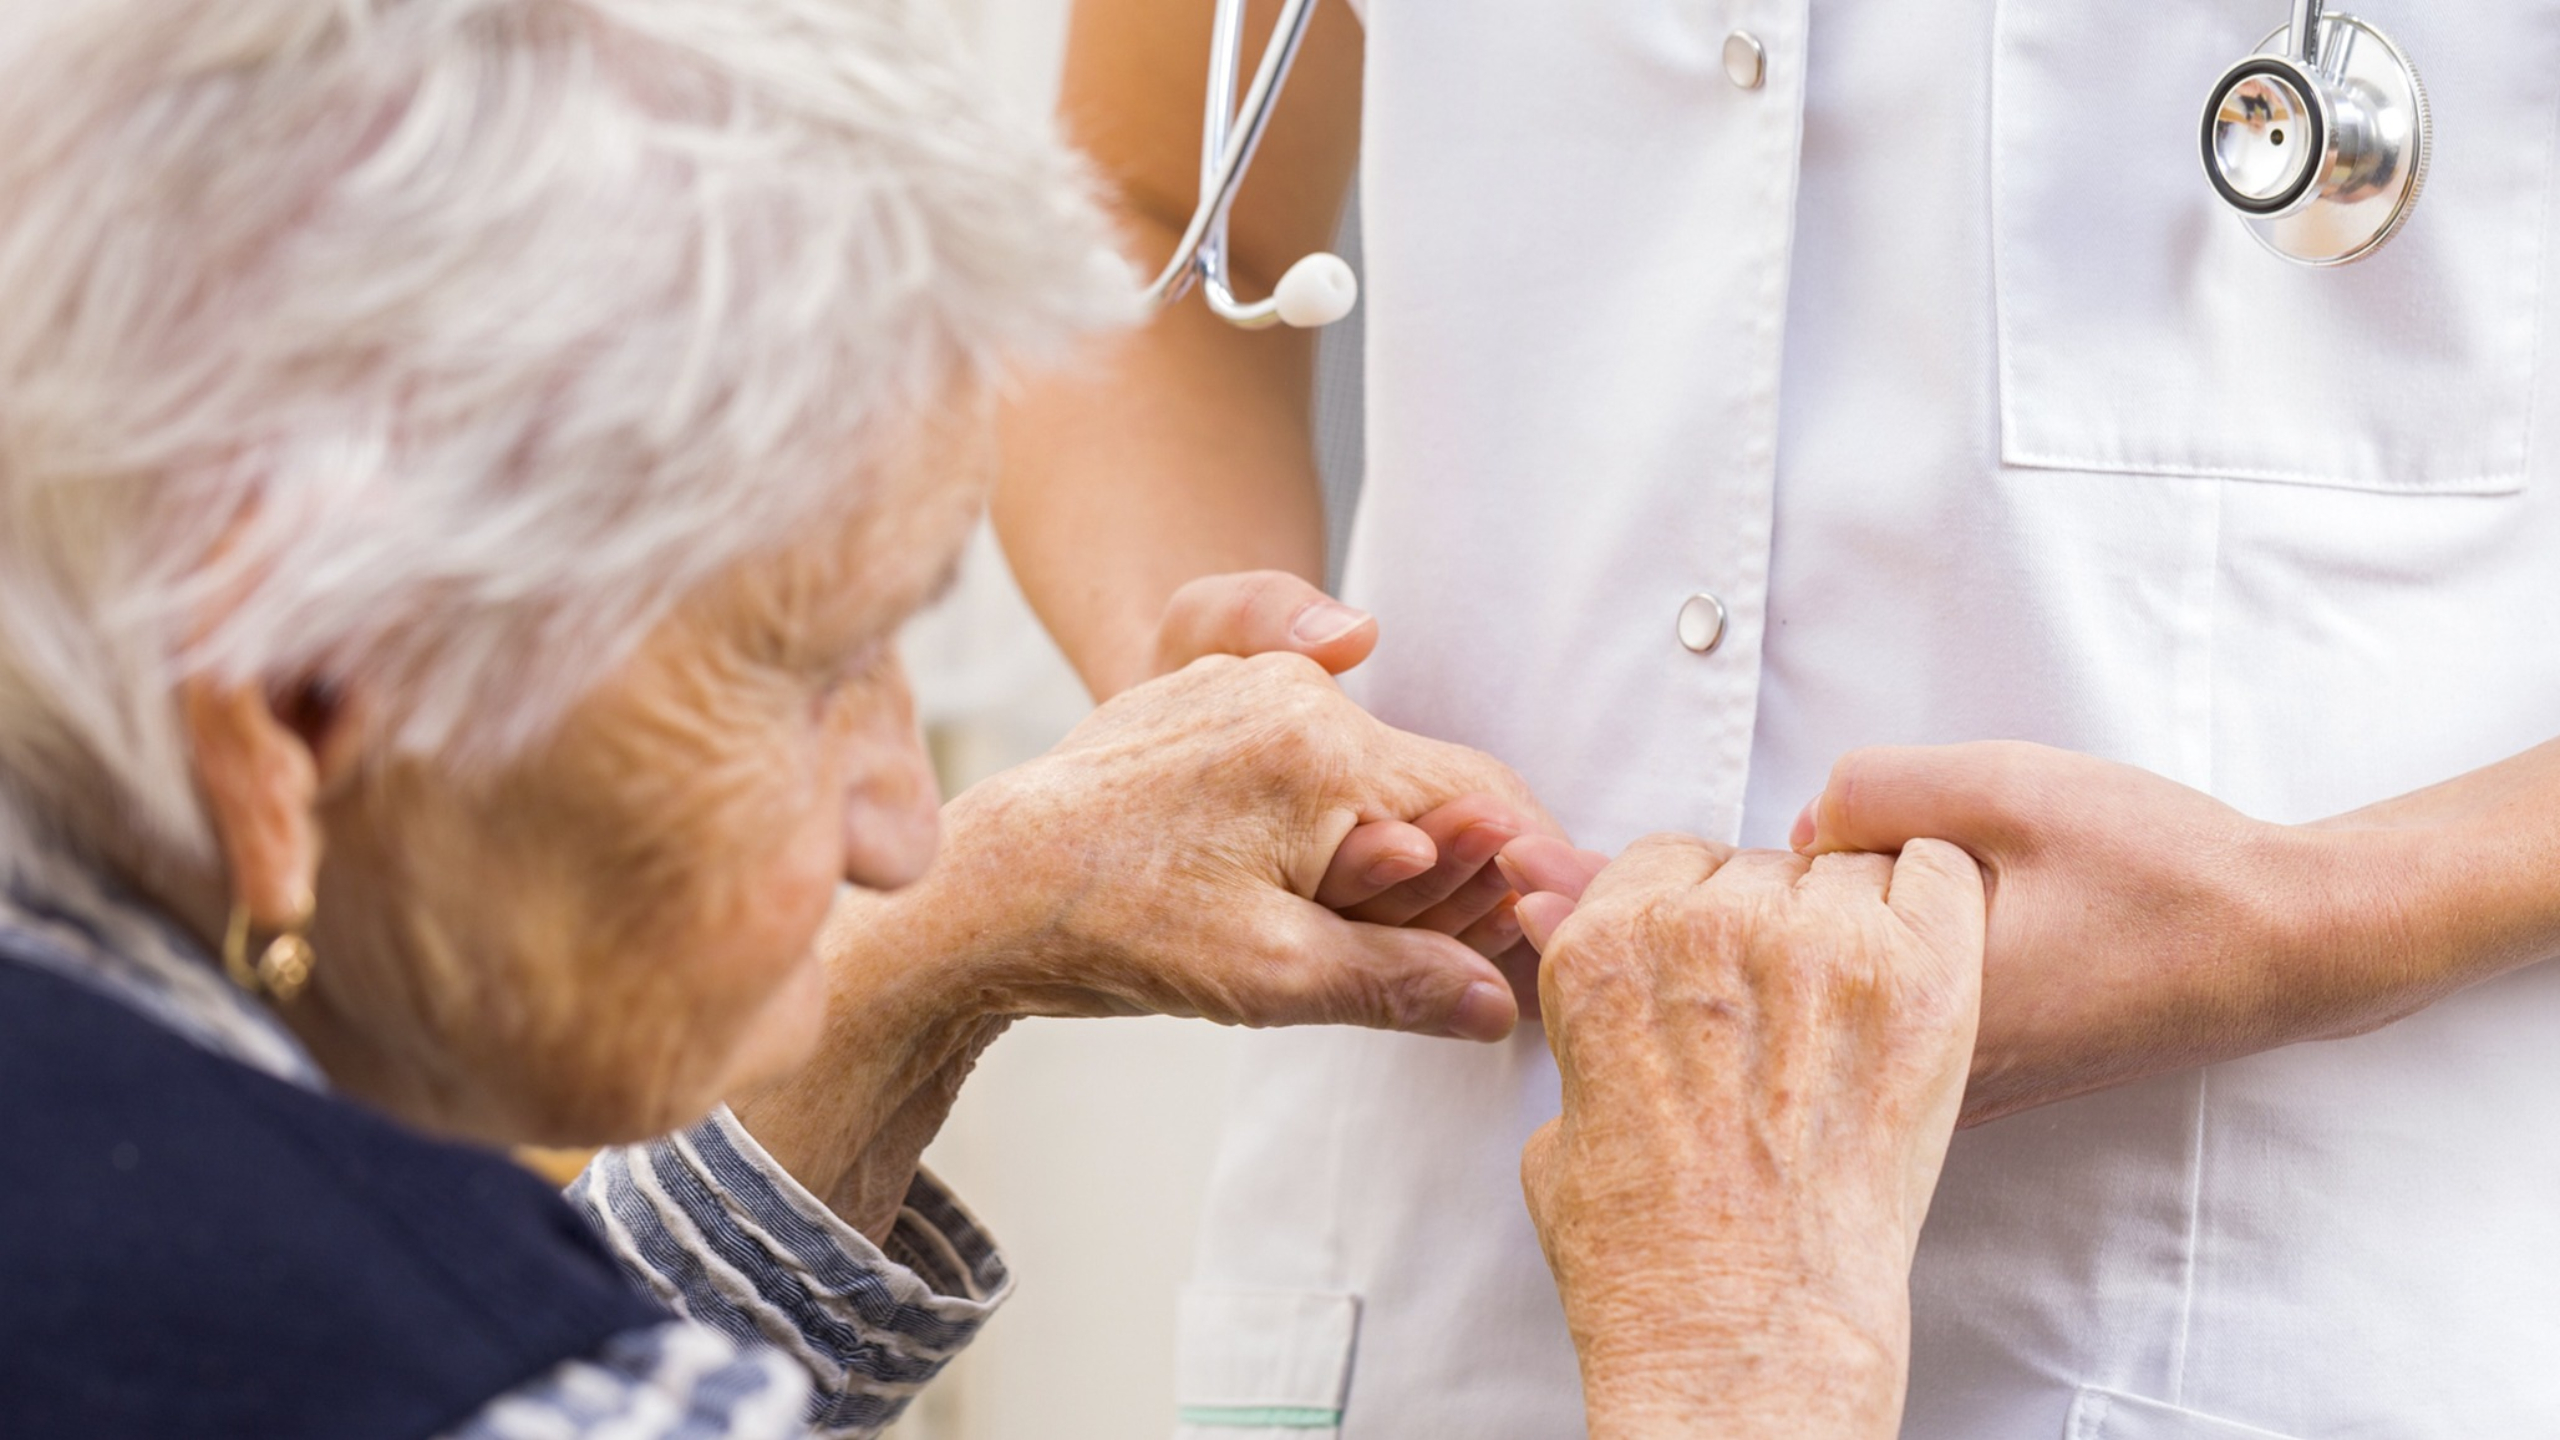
883, 4, 1366, 1437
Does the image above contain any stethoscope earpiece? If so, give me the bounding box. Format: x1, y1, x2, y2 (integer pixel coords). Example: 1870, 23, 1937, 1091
2199, 0, 2429, 266
1145, 0, 1359, 331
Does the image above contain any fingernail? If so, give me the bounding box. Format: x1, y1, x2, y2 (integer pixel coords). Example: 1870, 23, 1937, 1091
1445, 981, 1515, 1042
1790, 797, 1819, 852
1363, 851, 1432, 888
1494, 853, 1528, 895
1291, 600, 1371, 646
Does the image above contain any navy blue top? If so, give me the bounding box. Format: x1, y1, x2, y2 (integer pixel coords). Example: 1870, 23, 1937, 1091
0, 952, 669, 1440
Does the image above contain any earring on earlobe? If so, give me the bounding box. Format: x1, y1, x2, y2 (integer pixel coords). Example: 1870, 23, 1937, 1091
222, 886, 317, 1003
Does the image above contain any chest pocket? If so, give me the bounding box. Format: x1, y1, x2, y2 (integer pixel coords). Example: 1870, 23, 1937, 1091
1993, 1, 2560, 495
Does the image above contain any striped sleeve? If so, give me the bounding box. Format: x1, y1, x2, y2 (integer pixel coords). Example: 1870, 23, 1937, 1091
515, 1108, 1009, 1439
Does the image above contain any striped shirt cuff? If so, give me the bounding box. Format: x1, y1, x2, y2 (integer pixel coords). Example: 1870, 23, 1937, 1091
569, 1108, 1009, 1437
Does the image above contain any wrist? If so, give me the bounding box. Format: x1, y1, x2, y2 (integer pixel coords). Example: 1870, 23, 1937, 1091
921, 763, 1092, 1010
2253, 818, 2460, 1040
1573, 1288, 1905, 1440
725, 790, 1057, 1234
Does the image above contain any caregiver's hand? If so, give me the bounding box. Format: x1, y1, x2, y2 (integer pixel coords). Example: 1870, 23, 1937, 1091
1519, 837, 1984, 1440
1791, 741, 2421, 1126
1152, 569, 1557, 989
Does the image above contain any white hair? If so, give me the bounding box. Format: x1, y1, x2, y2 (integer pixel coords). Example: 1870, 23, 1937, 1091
0, 0, 1135, 870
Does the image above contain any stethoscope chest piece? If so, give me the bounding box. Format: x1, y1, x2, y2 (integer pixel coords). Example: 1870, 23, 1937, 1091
2200, 4, 2429, 266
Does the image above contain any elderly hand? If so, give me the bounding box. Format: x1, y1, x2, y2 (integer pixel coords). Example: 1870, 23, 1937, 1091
740, 649, 1553, 1236
1790, 741, 2425, 1126
1151, 569, 1555, 998
963, 648, 1550, 1031
1515, 838, 1984, 1440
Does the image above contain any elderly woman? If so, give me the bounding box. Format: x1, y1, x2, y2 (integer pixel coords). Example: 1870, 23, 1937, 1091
0, 2, 1989, 1438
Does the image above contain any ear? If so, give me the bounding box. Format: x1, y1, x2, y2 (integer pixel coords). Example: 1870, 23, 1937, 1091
180, 675, 342, 928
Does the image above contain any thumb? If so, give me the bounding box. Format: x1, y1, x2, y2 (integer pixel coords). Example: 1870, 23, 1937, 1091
1154, 570, 1377, 678
1794, 742, 2038, 860
1271, 910, 1519, 1042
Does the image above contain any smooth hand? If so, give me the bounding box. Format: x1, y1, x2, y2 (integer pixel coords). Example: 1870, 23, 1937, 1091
1518, 837, 1984, 1440
1791, 741, 2433, 1126
1151, 570, 1556, 1007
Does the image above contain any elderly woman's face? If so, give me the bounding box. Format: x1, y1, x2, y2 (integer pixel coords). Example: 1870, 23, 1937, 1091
297, 422, 988, 1147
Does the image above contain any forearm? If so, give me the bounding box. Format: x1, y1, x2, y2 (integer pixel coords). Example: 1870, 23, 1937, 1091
994, 0, 1359, 700
994, 302, 1327, 699
2288, 736, 2560, 1027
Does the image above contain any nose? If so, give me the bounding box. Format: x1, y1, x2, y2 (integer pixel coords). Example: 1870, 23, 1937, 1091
837, 660, 943, 892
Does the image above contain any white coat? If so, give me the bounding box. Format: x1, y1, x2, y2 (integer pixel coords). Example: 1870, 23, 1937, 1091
1174, 2, 2560, 1437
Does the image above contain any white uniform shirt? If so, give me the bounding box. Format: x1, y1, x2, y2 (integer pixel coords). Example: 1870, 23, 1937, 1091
1177, 2, 2560, 1439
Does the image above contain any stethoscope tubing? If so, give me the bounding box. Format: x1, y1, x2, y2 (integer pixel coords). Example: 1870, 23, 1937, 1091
1144, 0, 1322, 319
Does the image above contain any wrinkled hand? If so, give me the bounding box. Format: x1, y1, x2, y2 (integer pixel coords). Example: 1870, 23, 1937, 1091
949, 648, 1553, 1041
1792, 741, 2404, 1126
741, 651, 1549, 1238
1152, 570, 1554, 1004
1517, 837, 1984, 1440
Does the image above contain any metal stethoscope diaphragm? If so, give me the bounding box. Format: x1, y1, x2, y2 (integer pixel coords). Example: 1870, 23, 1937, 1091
2200, 0, 2430, 265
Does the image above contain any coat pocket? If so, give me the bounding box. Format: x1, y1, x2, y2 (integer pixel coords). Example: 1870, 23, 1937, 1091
1173, 1288, 1360, 1439
1993, 0, 2560, 494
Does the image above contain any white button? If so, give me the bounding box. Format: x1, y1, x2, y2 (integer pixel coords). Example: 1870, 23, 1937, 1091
1677, 593, 1729, 655
1723, 31, 1766, 91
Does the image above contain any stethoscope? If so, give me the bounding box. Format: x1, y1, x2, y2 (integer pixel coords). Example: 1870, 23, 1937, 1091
1152, 0, 2431, 330
1146, 0, 1358, 329
2200, 0, 2430, 265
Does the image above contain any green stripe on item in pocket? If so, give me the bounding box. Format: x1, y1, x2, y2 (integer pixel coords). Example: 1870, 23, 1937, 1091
1178, 1405, 1343, 1429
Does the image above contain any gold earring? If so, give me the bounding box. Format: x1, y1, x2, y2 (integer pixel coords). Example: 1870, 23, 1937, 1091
222, 887, 317, 1003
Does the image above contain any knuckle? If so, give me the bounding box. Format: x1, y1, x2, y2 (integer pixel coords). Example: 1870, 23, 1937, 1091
1825, 746, 1889, 825
1374, 955, 1457, 1032
1537, 919, 1635, 1013
1221, 569, 1291, 629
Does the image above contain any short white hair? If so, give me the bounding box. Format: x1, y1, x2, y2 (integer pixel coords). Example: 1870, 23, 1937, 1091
0, 0, 1134, 868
